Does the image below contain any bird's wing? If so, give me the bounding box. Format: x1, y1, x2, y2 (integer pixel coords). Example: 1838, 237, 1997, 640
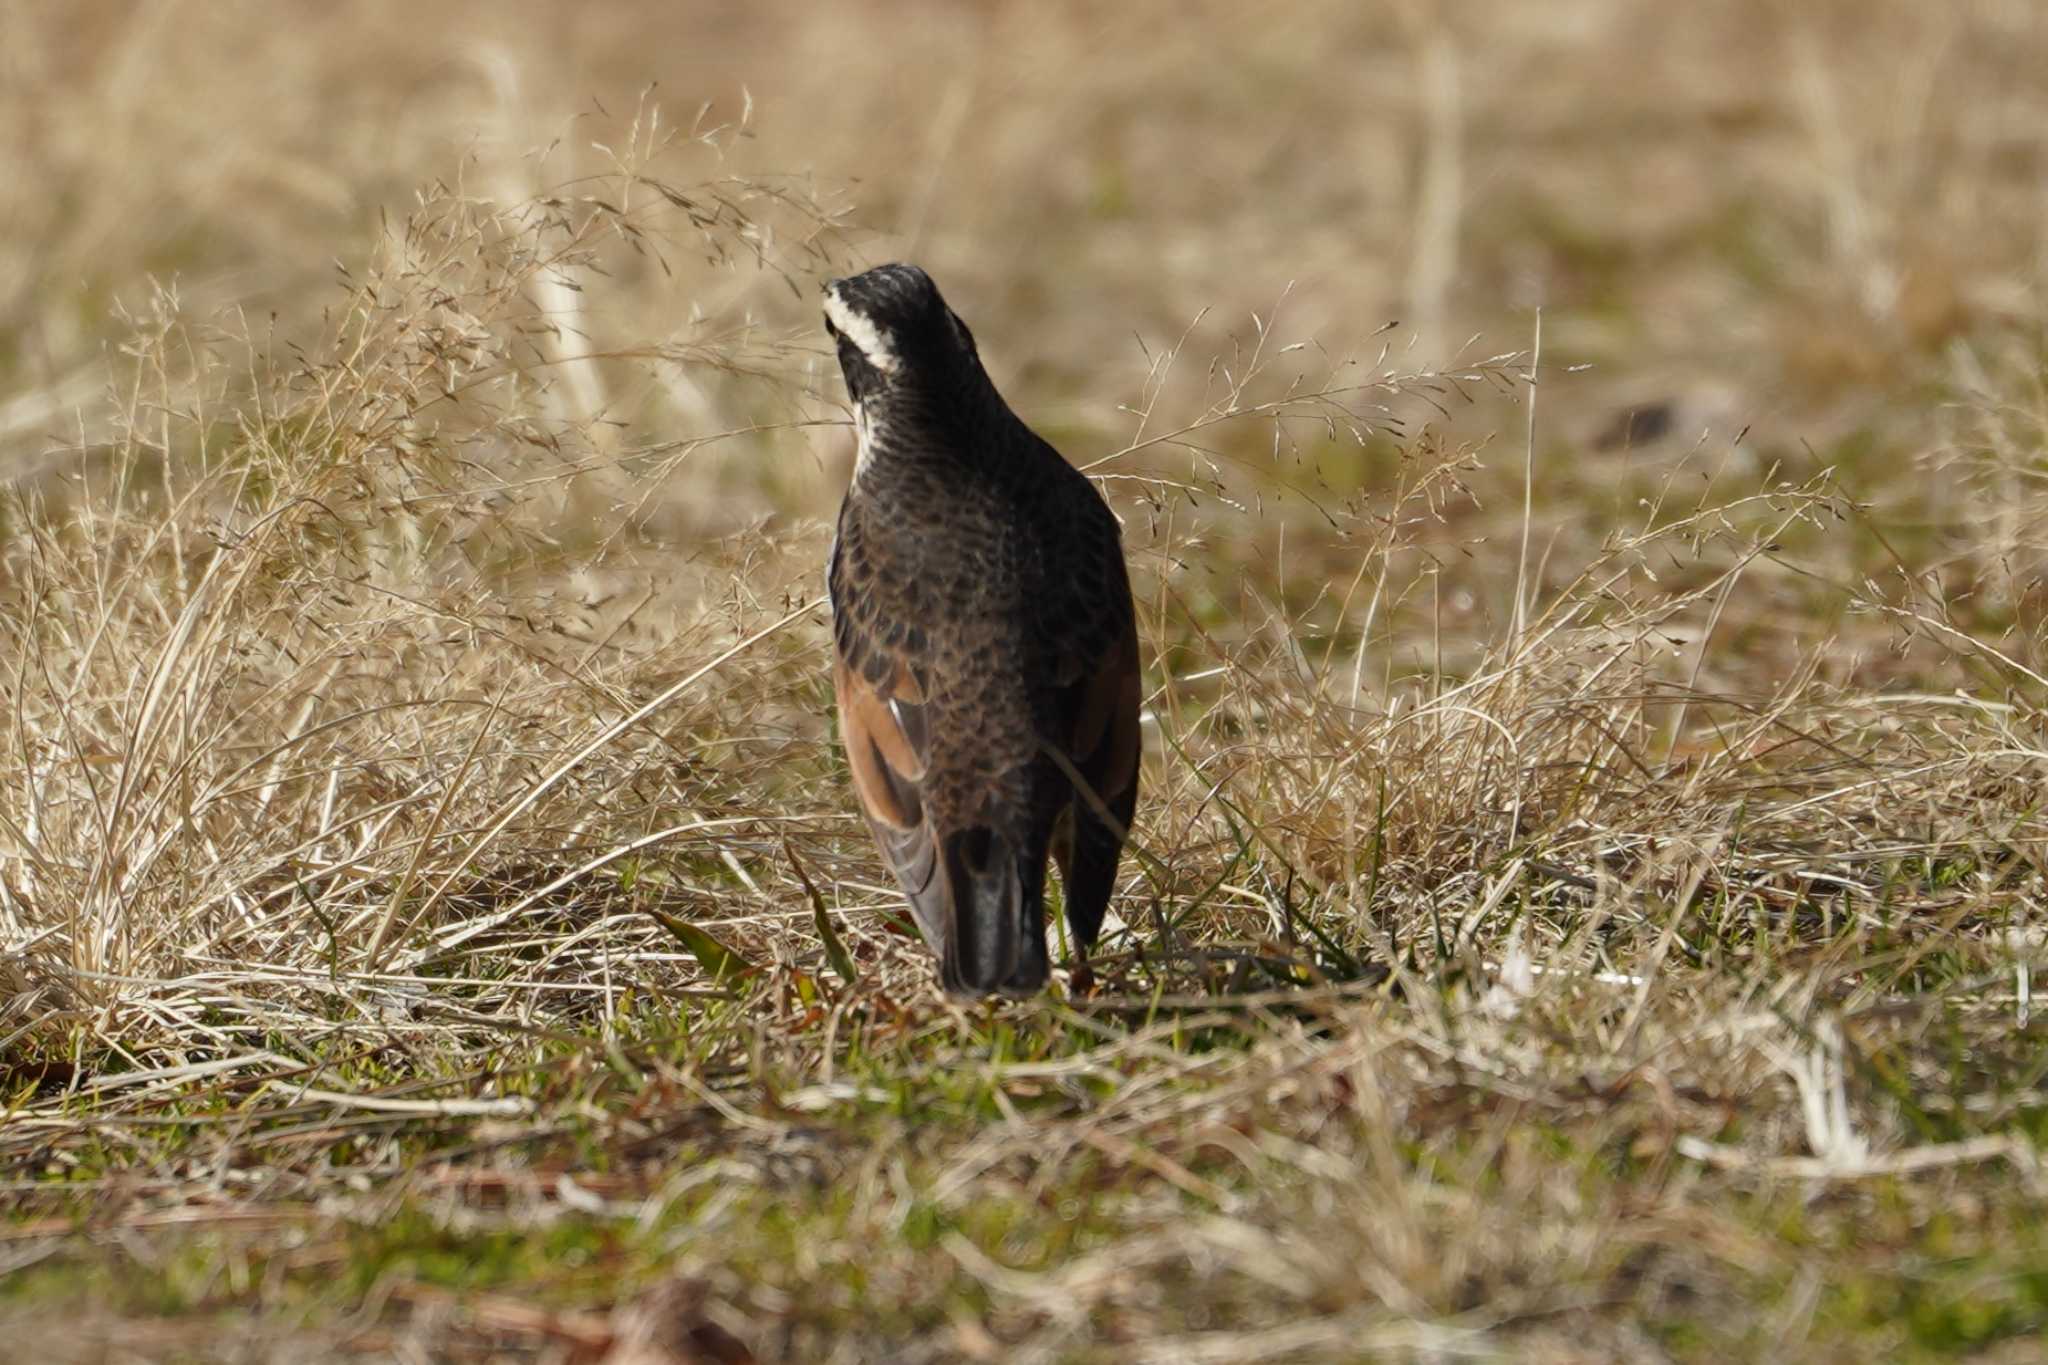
829, 517, 948, 949
1046, 492, 1143, 948
1064, 605, 1142, 811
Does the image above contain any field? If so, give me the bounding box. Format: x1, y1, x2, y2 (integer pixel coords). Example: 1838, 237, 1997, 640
5, 2, 2048, 1360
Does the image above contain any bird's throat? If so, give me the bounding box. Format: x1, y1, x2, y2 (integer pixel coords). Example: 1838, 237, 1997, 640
850, 401, 876, 487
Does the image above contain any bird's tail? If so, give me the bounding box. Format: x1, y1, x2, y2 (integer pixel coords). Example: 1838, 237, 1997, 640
938, 827, 1046, 997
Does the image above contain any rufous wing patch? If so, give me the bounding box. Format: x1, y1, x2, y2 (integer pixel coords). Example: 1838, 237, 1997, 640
835, 653, 926, 831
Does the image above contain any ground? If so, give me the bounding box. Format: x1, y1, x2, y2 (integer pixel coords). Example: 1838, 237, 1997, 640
3, 3, 2048, 1361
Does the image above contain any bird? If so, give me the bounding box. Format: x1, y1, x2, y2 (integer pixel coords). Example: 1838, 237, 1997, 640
822, 263, 1141, 998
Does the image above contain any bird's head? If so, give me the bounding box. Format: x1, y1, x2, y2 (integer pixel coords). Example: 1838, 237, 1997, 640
823, 263, 984, 406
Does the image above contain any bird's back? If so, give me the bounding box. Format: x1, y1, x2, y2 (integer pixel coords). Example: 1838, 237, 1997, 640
834, 435, 1070, 799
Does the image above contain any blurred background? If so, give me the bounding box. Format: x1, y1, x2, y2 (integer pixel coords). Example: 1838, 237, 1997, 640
6, 0, 2044, 532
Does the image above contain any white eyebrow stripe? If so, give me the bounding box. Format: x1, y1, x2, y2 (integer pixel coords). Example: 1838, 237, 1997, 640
825, 288, 900, 375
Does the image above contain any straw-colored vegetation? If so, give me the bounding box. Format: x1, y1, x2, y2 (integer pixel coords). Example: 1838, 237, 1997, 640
5, 2, 2048, 1360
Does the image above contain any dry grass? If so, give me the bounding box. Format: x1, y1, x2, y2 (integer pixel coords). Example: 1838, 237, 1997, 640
4, 2, 2048, 1362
